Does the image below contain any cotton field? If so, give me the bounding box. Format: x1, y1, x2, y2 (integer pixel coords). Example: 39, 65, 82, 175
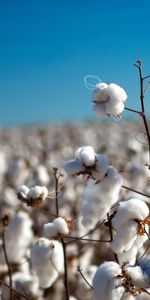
0, 119, 150, 300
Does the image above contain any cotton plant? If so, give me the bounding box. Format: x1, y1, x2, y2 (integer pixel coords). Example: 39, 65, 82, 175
92, 82, 127, 117
111, 198, 150, 254
64, 146, 109, 180
81, 166, 123, 229
31, 237, 64, 288
17, 184, 48, 207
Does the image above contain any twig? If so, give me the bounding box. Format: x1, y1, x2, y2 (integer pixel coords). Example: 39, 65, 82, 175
77, 266, 93, 290
122, 185, 150, 198
0, 279, 31, 300
107, 213, 119, 263
1, 216, 13, 300
65, 236, 110, 243
124, 107, 142, 115
53, 169, 70, 300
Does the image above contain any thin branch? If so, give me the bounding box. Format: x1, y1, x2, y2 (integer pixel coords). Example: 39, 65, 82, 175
0, 279, 31, 300
107, 213, 119, 263
66, 220, 105, 245
65, 236, 110, 243
122, 185, 150, 198
53, 169, 70, 300
124, 107, 142, 115
143, 75, 150, 80
78, 266, 93, 290
1, 218, 13, 300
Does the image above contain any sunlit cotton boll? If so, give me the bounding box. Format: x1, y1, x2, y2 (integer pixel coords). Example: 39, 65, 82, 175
92, 261, 125, 300
64, 159, 85, 176
125, 265, 149, 289
44, 217, 69, 239
31, 238, 64, 288
112, 198, 149, 231
28, 185, 48, 207
0, 211, 33, 264
117, 246, 138, 266
92, 154, 108, 180
82, 166, 123, 229
17, 184, 30, 202
93, 82, 127, 117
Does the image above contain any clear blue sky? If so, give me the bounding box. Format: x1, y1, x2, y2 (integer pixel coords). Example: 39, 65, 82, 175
0, 0, 150, 125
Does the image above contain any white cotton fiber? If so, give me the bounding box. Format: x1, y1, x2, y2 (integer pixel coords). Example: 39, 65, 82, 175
117, 246, 138, 266
0, 211, 33, 264
29, 185, 48, 201
111, 221, 138, 253
53, 217, 69, 235
112, 198, 149, 230
79, 146, 96, 166
31, 238, 64, 288
82, 166, 123, 229
43, 223, 58, 239
107, 83, 127, 103
93, 103, 106, 115
92, 154, 108, 180
92, 261, 125, 300
17, 185, 29, 201
92, 82, 108, 103
64, 159, 85, 176
105, 100, 124, 116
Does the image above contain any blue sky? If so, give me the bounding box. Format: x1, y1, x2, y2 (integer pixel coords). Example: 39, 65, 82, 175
0, 0, 150, 125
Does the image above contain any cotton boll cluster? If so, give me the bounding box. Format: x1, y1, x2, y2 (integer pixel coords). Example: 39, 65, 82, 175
111, 199, 149, 254
92, 261, 125, 300
64, 146, 108, 180
31, 238, 64, 288
93, 83, 127, 117
44, 217, 69, 239
0, 211, 33, 264
17, 185, 48, 207
82, 166, 123, 229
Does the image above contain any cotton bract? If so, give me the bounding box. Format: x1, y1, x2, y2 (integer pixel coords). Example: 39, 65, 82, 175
93, 82, 127, 116
31, 238, 64, 288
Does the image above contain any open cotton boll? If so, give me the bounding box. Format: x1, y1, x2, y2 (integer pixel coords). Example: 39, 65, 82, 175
53, 217, 69, 235
0, 211, 33, 264
79, 146, 96, 167
92, 82, 108, 103
105, 100, 125, 116
111, 221, 138, 254
92, 261, 125, 300
31, 238, 64, 288
133, 226, 148, 250
121, 294, 135, 300
64, 159, 85, 176
118, 246, 138, 266
107, 83, 127, 103
92, 154, 108, 180
112, 199, 149, 230
136, 291, 150, 300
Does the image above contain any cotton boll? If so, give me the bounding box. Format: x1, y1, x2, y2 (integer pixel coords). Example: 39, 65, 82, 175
28, 185, 48, 207
121, 294, 135, 300
0, 211, 33, 264
107, 83, 127, 103
111, 221, 138, 254
79, 146, 96, 167
136, 291, 150, 300
43, 223, 58, 239
64, 159, 85, 176
105, 100, 125, 116
92, 154, 108, 180
92, 261, 124, 300
112, 199, 149, 231
53, 217, 69, 235
31, 238, 64, 288
92, 82, 108, 103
